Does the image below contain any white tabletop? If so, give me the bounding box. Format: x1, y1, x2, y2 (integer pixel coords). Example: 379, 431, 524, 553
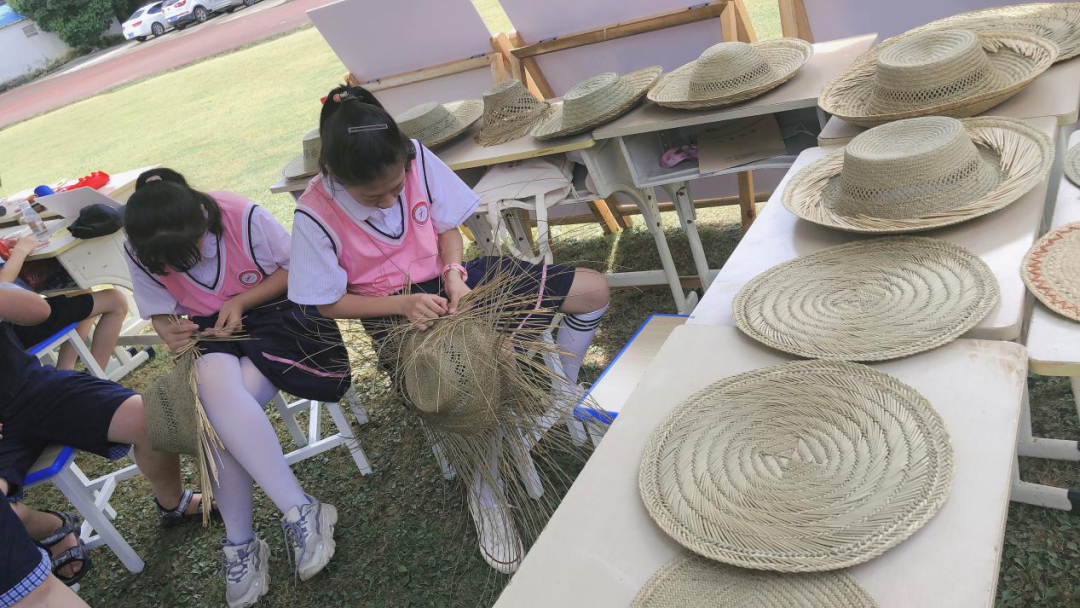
818, 57, 1080, 146
688, 116, 1056, 342
591, 34, 878, 140
497, 325, 1025, 608
1026, 130, 1080, 376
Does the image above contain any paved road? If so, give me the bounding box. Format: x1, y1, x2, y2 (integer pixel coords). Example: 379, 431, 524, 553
0, 0, 334, 129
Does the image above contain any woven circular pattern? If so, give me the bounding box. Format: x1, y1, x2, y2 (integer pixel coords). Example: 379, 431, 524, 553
639, 360, 954, 572
475, 79, 553, 146
733, 237, 999, 361
396, 99, 483, 148
283, 129, 322, 180
633, 554, 879, 607
648, 39, 813, 110
531, 66, 662, 140
819, 30, 1057, 127
1023, 221, 1080, 322
1065, 141, 1080, 187
783, 116, 1052, 234
145, 350, 200, 456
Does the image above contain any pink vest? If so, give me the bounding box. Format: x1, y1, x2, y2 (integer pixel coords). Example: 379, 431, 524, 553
153, 192, 268, 317
295, 146, 441, 297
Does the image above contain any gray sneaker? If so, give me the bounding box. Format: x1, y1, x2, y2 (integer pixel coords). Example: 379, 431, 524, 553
281, 495, 338, 581
221, 537, 270, 608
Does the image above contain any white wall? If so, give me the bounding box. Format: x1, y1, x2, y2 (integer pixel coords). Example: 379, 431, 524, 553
0, 18, 70, 84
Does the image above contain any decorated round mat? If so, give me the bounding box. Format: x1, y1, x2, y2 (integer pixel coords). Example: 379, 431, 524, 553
638, 360, 954, 572
1065, 142, 1080, 188
633, 554, 878, 607
733, 237, 998, 361
1022, 221, 1080, 322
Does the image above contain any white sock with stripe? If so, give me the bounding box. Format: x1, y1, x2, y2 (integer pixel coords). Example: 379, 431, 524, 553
556, 304, 608, 386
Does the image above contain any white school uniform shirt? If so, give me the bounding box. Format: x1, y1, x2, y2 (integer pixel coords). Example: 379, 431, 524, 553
289, 142, 481, 306
124, 205, 291, 318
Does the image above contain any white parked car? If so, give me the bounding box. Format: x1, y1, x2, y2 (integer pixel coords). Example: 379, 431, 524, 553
122, 2, 170, 42
162, 0, 259, 28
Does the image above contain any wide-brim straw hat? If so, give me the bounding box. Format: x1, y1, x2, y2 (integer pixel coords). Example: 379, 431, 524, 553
783, 116, 1052, 234
1022, 221, 1080, 322
638, 360, 954, 572
396, 99, 483, 148
647, 39, 813, 110
819, 30, 1057, 127
283, 129, 322, 180
1065, 142, 1080, 186
475, 79, 553, 147
633, 555, 878, 608
531, 66, 662, 140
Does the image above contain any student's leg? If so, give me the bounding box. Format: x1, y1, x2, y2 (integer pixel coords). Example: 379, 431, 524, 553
55, 289, 128, 371
54, 320, 92, 371
8, 503, 82, 580
13, 574, 89, 608
555, 268, 609, 385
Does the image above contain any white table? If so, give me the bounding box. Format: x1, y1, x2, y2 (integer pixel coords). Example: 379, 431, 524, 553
688, 116, 1057, 343
497, 325, 1026, 608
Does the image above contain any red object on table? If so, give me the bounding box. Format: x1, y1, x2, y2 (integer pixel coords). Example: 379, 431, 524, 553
0, 239, 10, 261
56, 171, 110, 193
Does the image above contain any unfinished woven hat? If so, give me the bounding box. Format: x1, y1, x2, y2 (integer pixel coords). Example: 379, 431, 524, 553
1065, 142, 1080, 187
639, 360, 954, 572
647, 39, 813, 110
283, 129, 322, 180
396, 99, 483, 148
475, 79, 553, 146
400, 323, 502, 434
1022, 221, 1080, 322
888, 2, 1080, 63
820, 30, 1057, 127
531, 67, 662, 140
633, 555, 879, 608
734, 237, 998, 361
783, 116, 1052, 234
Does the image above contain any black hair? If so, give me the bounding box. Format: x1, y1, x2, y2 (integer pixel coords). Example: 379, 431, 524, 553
124, 167, 223, 275
318, 84, 416, 187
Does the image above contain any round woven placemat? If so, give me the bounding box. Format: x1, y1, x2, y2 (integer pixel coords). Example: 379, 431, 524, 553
733, 237, 998, 361
639, 360, 954, 572
1065, 142, 1080, 187
1022, 221, 1080, 322
633, 554, 879, 607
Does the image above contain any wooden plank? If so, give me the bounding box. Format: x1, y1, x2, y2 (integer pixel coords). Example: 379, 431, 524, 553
508, 31, 555, 99
720, 1, 738, 42
357, 54, 495, 93
510, 2, 726, 60
778, 0, 814, 42
605, 196, 631, 230
586, 200, 621, 234
736, 171, 756, 232
732, 0, 758, 42
490, 53, 506, 83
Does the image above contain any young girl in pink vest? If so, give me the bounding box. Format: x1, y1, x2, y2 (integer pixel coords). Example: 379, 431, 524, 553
288, 85, 610, 574
123, 168, 346, 608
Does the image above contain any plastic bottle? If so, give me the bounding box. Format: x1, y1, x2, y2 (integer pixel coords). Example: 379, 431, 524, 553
17, 200, 48, 237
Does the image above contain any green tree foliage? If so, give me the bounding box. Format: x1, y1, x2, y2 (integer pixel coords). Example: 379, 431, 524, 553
8, 0, 115, 48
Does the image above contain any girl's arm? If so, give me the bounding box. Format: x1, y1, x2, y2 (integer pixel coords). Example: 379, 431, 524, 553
438, 228, 470, 314
316, 292, 446, 329
213, 268, 288, 333
0, 285, 49, 325
151, 314, 199, 352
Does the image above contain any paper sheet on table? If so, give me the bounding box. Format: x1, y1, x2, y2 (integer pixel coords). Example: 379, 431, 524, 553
697, 115, 786, 174
36, 187, 121, 220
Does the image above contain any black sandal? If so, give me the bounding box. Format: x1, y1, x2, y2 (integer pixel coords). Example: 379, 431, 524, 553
156, 489, 220, 528
36, 510, 92, 587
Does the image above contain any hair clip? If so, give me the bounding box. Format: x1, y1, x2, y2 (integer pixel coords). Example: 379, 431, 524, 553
145, 175, 163, 183
332, 91, 351, 103
347, 124, 389, 134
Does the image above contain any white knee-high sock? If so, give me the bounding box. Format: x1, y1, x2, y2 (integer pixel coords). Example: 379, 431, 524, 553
196, 354, 309, 534
556, 304, 608, 385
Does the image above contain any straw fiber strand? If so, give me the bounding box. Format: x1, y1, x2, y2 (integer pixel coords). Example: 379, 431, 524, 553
639, 360, 954, 572
1022, 221, 1080, 322
733, 237, 998, 362
633, 554, 878, 607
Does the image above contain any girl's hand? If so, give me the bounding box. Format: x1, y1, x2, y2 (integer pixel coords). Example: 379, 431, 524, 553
400, 293, 448, 331
210, 298, 245, 336
444, 274, 472, 315
11, 235, 39, 256
159, 318, 199, 352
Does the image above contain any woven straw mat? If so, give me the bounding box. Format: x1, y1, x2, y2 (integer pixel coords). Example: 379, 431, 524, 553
639, 360, 954, 572
531, 66, 662, 140
733, 237, 998, 361
782, 116, 1052, 234
819, 30, 1056, 127
633, 554, 878, 608
1022, 221, 1080, 322
1066, 142, 1080, 187
648, 39, 812, 110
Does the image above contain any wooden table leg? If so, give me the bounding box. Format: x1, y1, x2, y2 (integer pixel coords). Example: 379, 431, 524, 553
737, 171, 757, 233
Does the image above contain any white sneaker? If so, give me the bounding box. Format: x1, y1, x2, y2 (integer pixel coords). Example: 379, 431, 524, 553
281, 494, 338, 581
221, 537, 270, 608
468, 478, 524, 574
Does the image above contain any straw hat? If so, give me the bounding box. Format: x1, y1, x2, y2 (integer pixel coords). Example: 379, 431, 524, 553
530, 67, 662, 140
647, 39, 813, 110
733, 236, 999, 361
475, 79, 553, 146
783, 116, 1052, 234
633, 555, 878, 608
396, 99, 483, 148
638, 360, 954, 572
819, 30, 1057, 127
1022, 221, 1080, 322
1065, 142, 1080, 187
283, 129, 322, 180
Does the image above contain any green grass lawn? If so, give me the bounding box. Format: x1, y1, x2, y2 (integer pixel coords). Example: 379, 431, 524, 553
1, 6, 1077, 608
